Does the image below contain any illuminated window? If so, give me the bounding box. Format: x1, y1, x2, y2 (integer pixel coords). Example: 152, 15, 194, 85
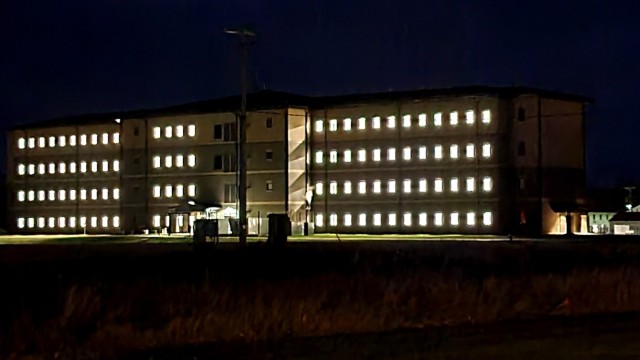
372, 148, 381, 162
387, 213, 397, 226
102, 133, 109, 145
38, 217, 45, 228
28, 137, 35, 148
402, 115, 411, 128
28, 164, 35, 175
69, 135, 76, 146
113, 160, 120, 172
329, 181, 338, 195
482, 143, 491, 158
357, 149, 367, 162
315, 182, 323, 195
48, 163, 56, 174
91, 189, 98, 200
329, 213, 338, 226
418, 146, 427, 160
482, 177, 493, 192
153, 156, 161, 168
153, 127, 161, 139
102, 216, 109, 228
91, 161, 98, 173
329, 119, 338, 131
176, 125, 184, 138
344, 213, 352, 226
450, 144, 459, 159
329, 150, 338, 163
451, 178, 459, 192
164, 126, 172, 139
434, 113, 442, 127
419, 179, 427, 193
186, 124, 196, 137
28, 218, 35, 228
188, 154, 196, 167
373, 180, 381, 194
450, 212, 459, 226
17, 190, 25, 202
165, 155, 173, 168
418, 113, 427, 127
80, 134, 87, 146
434, 178, 443, 193
419, 213, 428, 226
91, 134, 98, 145
152, 215, 161, 227
387, 148, 396, 161
315, 151, 323, 164
343, 118, 352, 131
59, 162, 66, 174
359, 213, 366, 226
153, 185, 161, 198
40, 137, 47, 148
372, 116, 381, 129
343, 150, 352, 163
113, 216, 120, 228
175, 155, 184, 167
467, 212, 476, 226
18, 138, 25, 149
18, 164, 25, 175
466, 144, 475, 158
358, 181, 366, 194
113, 133, 120, 144
465, 110, 475, 124
435, 212, 443, 226
59, 136, 66, 147
403, 212, 412, 226
48, 217, 55, 228
482, 110, 491, 124
403, 147, 411, 160
466, 177, 475, 192
315, 119, 324, 132
344, 181, 352, 194
373, 213, 382, 226
165, 185, 172, 197
59, 189, 66, 201
387, 116, 396, 128
483, 212, 492, 226
80, 189, 87, 200
450, 111, 458, 126
388, 180, 396, 193
80, 161, 87, 173
188, 184, 196, 197
102, 188, 109, 200
59, 217, 66, 228
315, 214, 323, 227
69, 217, 77, 228
434, 145, 443, 159
175, 185, 183, 197
38, 163, 45, 175
28, 190, 34, 201
70, 190, 76, 201
358, 117, 366, 130
80, 216, 87, 228
102, 160, 109, 172
403, 179, 411, 193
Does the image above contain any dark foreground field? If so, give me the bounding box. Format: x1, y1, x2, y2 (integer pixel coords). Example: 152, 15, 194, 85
2, 238, 640, 359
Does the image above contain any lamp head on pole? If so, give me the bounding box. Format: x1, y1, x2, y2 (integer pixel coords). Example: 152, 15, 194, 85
223, 27, 256, 37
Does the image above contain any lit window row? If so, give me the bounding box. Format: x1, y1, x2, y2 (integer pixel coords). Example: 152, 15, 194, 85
315, 177, 492, 195
315, 143, 491, 164
152, 125, 196, 139
315, 211, 492, 227
152, 184, 197, 198
152, 154, 197, 169
18, 133, 120, 150
16, 188, 120, 202
17, 160, 120, 176
17, 215, 120, 229
315, 110, 491, 132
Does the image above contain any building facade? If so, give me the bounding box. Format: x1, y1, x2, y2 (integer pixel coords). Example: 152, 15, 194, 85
6, 87, 590, 236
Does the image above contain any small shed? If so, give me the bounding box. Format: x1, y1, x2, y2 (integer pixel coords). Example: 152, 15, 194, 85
609, 212, 640, 235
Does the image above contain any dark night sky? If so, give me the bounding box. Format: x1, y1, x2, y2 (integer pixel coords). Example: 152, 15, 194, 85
0, 1, 637, 187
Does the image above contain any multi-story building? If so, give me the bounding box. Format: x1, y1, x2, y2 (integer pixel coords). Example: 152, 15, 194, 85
6, 86, 590, 236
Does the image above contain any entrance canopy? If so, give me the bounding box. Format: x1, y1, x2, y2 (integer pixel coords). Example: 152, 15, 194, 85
168, 201, 221, 214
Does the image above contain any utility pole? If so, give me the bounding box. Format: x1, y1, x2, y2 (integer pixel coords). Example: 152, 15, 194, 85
224, 27, 255, 246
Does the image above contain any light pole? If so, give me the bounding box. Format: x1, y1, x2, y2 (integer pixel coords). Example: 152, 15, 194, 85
224, 27, 255, 246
